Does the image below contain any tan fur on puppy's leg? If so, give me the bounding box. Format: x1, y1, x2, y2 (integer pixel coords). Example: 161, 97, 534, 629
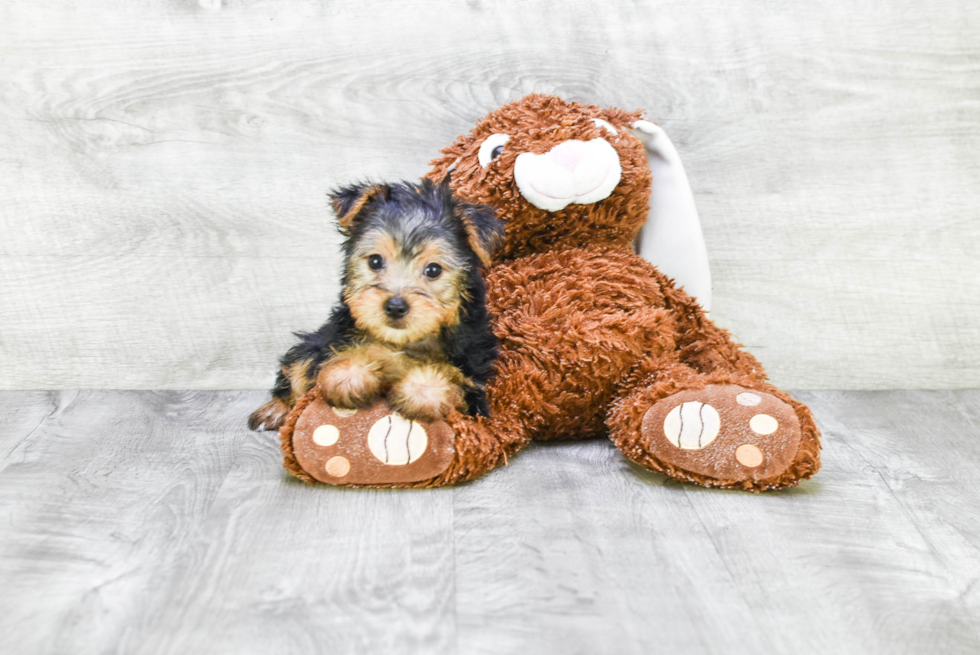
390, 364, 466, 422
318, 347, 388, 409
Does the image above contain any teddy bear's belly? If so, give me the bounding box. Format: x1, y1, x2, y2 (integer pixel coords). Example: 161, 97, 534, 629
486, 247, 676, 439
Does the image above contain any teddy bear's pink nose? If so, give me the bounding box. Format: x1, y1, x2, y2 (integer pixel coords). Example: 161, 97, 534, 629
547, 140, 590, 172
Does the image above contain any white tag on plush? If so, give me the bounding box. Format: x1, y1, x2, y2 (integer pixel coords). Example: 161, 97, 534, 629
631, 120, 712, 312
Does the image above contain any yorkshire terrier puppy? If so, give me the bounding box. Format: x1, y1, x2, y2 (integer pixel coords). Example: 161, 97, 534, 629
249, 179, 504, 431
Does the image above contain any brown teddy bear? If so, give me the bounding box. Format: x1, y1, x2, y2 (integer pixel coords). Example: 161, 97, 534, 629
279, 94, 821, 491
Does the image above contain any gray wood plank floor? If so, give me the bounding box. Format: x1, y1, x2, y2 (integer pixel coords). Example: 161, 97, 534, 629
1, 390, 978, 654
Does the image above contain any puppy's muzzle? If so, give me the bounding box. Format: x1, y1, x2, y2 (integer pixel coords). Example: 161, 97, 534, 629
383, 296, 409, 320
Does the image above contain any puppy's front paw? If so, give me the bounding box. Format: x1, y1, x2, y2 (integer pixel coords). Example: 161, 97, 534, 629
318, 359, 383, 409
389, 365, 465, 423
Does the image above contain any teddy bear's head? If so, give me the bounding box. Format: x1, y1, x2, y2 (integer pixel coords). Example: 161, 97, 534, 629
427, 94, 652, 262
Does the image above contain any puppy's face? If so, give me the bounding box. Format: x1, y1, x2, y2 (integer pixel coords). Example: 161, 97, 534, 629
345, 229, 467, 346
331, 180, 504, 347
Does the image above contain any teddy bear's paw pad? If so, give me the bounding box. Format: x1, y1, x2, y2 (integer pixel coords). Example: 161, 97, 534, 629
640, 385, 801, 482
290, 397, 455, 485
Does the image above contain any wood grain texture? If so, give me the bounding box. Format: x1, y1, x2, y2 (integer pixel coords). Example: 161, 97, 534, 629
1, 0, 978, 390
454, 390, 980, 654
0, 390, 978, 654
0, 390, 456, 655
0, 391, 60, 459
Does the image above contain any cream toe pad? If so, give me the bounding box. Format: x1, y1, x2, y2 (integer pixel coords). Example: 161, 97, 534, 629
312, 424, 340, 447
749, 414, 779, 435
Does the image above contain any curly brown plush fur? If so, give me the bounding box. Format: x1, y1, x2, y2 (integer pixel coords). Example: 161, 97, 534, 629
280, 94, 821, 491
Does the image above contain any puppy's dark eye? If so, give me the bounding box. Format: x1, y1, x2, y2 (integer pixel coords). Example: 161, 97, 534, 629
423, 263, 443, 279
368, 254, 384, 271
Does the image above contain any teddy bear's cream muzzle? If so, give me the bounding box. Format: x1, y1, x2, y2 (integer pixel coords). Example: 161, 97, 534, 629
513, 137, 623, 212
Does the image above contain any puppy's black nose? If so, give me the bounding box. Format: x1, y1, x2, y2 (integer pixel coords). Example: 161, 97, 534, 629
383, 296, 409, 319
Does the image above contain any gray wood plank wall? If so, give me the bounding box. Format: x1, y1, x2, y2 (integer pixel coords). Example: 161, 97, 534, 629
1, 0, 978, 390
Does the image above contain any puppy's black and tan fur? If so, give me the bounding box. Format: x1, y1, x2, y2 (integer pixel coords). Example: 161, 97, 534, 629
249, 179, 504, 431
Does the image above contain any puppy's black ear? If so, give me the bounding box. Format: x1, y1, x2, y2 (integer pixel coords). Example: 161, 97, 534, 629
436, 176, 504, 266
329, 182, 390, 231
432, 177, 502, 266
455, 201, 505, 267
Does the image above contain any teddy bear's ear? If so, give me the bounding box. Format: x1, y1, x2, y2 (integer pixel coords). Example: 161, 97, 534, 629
328, 182, 390, 231
629, 119, 713, 313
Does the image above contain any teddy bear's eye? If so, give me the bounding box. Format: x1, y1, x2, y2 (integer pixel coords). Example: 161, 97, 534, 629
478, 133, 510, 168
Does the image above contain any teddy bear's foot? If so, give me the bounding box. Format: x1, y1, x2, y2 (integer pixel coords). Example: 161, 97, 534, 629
280, 357, 543, 487
282, 392, 456, 486
637, 384, 802, 486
